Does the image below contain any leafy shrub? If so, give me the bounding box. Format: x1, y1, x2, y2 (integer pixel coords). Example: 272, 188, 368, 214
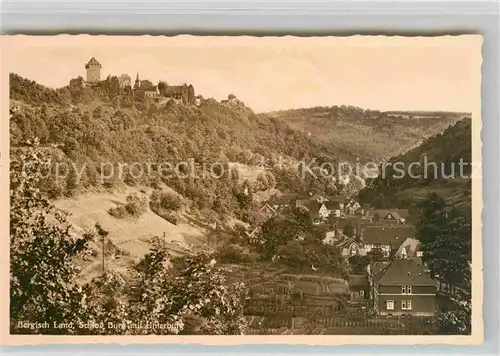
217, 244, 252, 264
157, 210, 178, 225
108, 205, 128, 219
108, 193, 148, 219
125, 193, 149, 217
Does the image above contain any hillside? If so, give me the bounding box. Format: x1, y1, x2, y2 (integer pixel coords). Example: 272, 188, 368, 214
10, 73, 363, 166
269, 106, 468, 161
357, 118, 472, 212
10, 74, 473, 238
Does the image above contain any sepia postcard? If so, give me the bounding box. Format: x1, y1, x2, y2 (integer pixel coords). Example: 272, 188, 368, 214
0, 35, 483, 345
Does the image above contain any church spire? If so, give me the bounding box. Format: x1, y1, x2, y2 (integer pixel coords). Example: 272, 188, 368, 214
134, 72, 140, 89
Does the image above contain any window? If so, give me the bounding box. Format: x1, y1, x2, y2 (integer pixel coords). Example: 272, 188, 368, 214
402, 300, 412, 310
401, 285, 412, 294
386, 300, 395, 310
359, 290, 364, 297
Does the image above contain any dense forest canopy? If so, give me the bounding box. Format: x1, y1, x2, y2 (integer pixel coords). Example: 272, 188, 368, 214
358, 118, 472, 211
270, 105, 467, 161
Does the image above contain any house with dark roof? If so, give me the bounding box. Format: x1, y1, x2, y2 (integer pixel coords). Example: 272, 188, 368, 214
368, 258, 437, 316
324, 200, 342, 217
327, 195, 349, 210
360, 225, 416, 257
267, 194, 300, 211
295, 200, 329, 224
368, 209, 409, 224
348, 274, 369, 304
345, 198, 363, 215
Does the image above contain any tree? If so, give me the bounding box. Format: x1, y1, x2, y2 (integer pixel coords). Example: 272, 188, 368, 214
129, 240, 247, 335
255, 172, 268, 191
416, 192, 471, 334
348, 255, 370, 274
367, 246, 385, 262
10, 139, 94, 334
436, 290, 471, 335
158, 81, 168, 92
416, 193, 471, 288
235, 180, 253, 210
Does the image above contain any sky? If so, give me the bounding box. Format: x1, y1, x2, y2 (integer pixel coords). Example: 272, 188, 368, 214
5, 35, 482, 113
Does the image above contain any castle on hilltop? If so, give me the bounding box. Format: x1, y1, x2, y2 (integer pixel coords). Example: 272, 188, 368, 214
69, 57, 197, 106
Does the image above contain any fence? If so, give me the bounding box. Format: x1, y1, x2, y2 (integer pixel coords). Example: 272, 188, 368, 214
245, 315, 435, 334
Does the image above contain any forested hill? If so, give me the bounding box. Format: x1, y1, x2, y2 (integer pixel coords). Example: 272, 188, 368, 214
358, 118, 472, 212
10, 73, 362, 168
269, 106, 468, 161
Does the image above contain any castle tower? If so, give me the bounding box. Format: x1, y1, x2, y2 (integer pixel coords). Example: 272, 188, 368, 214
85, 57, 102, 83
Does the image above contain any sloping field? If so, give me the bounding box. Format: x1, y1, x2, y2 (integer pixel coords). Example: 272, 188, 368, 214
54, 187, 205, 258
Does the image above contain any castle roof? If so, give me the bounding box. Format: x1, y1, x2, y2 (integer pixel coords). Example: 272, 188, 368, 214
85, 57, 102, 69
163, 86, 185, 95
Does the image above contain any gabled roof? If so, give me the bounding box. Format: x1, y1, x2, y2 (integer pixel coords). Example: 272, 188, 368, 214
346, 199, 360, 207
85, 57, 101, 68
395, 237, 421, 258
332, 218, 361, 230
334, 235, 359, 249
362, 225, 416, 246
269, 194, 299, 206
258, 203, 277, 214
375, 258, 436, 286
296, 200, 323, 218
324, 201, 341, 210
163, 85, 185, 95
328, 195, 349, 204
369, 209, 409, 221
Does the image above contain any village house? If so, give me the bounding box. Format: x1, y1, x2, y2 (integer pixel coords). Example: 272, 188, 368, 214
306, 192, 330, 203
324, 200, 343, 218
267, 194, 300, 211
368, 209, 409, 224
368, 258, 437, 316
345, 198, 363, 215
258, 203, 277, 219
328, 195, 349, 211
360, 225, 416, 257
348, 274, 369, 304
322, 230, 338, 245
295, 200, 330, 224
245, 226, 263, 245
